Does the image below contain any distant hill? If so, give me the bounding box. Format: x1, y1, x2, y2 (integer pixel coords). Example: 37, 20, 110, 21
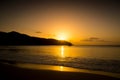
0, 31, 72, 46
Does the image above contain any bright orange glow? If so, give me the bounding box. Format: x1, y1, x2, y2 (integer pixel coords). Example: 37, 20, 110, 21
61, 46, 65, 58
60, 66, 64, 71
56, 33, 68, 40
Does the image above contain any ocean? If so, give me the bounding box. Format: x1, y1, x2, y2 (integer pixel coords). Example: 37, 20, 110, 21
0, 46, 120, 73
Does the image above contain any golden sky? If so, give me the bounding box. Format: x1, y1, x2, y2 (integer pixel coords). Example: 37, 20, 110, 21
0, 0, 120, 45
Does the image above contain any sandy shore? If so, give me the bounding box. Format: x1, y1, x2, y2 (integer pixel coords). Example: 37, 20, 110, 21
0, 61, 119, 80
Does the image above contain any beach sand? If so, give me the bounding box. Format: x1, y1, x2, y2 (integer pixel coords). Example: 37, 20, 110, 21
0, 61, 119, 80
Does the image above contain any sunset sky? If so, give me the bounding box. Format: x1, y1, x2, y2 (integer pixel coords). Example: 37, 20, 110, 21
0, 0, 120, 45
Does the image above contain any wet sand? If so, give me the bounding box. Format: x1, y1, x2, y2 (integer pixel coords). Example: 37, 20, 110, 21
0, 61, 119, 80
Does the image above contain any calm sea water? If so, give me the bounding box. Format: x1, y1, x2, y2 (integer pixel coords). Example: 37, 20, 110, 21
0, 46, 120, 73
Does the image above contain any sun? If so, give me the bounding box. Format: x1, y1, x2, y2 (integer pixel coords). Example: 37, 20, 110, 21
56, 33, 67, 40
58, 35, 66, 40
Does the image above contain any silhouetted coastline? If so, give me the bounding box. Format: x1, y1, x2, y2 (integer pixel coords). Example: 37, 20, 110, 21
0, 31, 72, 46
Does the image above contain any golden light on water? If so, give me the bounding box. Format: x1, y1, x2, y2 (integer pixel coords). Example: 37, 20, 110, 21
16, 64, 79, 72
61, 46, 65, 58
17, 64, 120, 78
60, 66, 64, 71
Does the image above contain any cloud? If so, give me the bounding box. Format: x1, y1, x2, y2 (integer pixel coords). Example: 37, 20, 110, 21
81, 37, 110, 42
35, 31, 42, 33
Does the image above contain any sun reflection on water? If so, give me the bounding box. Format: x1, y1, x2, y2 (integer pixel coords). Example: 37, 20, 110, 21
16, 63, 120, 78
61, 46, 65, 58
16, 63, 79, 72
60, 66, 63, 71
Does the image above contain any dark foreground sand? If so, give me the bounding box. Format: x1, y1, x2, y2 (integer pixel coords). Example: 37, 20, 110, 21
0, 62, 119, 80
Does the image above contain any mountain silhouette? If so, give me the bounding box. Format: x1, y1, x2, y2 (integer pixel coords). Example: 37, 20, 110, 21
0, 31, 72, 46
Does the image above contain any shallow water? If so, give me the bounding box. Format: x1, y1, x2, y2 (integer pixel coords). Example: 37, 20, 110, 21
16, 63, 120, 78
0, 46, 120, 73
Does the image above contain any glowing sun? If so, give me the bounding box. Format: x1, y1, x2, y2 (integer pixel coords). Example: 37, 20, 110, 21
56, 33, 67, 40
